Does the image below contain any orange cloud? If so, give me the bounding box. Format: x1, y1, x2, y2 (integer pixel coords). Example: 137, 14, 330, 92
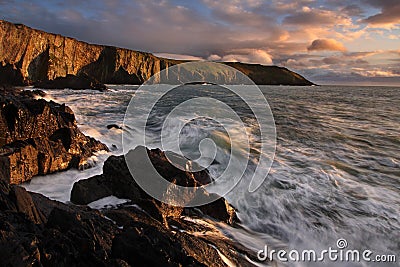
208, 49, 273, 65
307, 39, 347, 52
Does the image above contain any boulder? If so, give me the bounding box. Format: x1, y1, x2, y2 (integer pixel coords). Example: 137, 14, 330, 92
107, 124, 122, 130
71, 146, 238, 225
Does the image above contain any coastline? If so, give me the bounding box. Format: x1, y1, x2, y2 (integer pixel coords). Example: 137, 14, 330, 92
0, 20, 313, 88
0, 86, 266, 266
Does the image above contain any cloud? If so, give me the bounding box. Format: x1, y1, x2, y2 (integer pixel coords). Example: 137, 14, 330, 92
154, 53, 204, 61
362, 0, 400, 27
300, 69, 400, 85
361, 70, 399, 77
340, 4, 365, 17
209, 49, 273, 65
307, 39, 347, 52
283, 8, 351, 26
0, 0, 399, 83
203, 0, 275, 27
208, 54, 222, 61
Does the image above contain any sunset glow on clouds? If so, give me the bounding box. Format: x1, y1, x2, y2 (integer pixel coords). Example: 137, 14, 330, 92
1, 0, 399, 84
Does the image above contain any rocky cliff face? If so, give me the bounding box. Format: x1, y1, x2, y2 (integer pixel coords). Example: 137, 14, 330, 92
0, 20, 313, 86
0, 87, 108, 184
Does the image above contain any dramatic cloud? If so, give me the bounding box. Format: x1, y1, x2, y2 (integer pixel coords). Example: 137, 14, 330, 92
307, 39, 347, 52
0, 0, 399, 84
362, 0, 400, 27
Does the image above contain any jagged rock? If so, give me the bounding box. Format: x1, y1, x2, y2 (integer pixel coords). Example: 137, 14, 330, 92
105, 206, 257, 267
0, 179, 120, 266
0, 168, 260, 266
0, 20, 313, 86
0, 87, 108, 184
71, 146, 238, 225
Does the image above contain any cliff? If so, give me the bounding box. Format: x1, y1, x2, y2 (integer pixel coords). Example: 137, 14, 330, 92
0, 20, 313, 86
0, 87, 108, 184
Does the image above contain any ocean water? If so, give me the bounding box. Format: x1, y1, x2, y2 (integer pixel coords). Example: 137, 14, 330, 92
23, 85, 400, 266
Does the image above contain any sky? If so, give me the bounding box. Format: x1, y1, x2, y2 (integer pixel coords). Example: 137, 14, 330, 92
1, 0, 400, 85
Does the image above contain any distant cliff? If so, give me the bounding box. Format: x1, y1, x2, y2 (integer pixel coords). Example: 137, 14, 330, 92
0, 20, 313, 86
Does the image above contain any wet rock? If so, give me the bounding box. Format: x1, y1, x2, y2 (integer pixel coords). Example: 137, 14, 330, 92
0, 162, 258, 266
0, 179, 120, 267
71, 174, 113, 205
71, 146, 238, 225
105, 205, 255, 267
107, 124, 122, 130
0, 87, 108, 184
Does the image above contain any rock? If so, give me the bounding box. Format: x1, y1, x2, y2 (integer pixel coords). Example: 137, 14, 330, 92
0, 20, 314, 86
0, 166, 261, 266
107, 124, 122, 130
70, 174, 113, 205
0, 87, 108, 184
35, 74, 107, 90
0, 179, 120, 267
71, 146, 238, 226
111, 225, 200, 266
19, 89, 47, 98
105, 206, 256, 267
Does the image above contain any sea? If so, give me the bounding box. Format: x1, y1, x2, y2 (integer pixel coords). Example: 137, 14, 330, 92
22, 85, 400, 266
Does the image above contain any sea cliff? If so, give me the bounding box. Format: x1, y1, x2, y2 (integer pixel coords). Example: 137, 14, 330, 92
0, 20, 313, 87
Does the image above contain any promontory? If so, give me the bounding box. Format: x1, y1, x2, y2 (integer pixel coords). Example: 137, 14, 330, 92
0, 20, 313, 87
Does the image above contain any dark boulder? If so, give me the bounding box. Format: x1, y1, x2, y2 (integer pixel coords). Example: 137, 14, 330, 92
71, 146, 238, 225
107, 124, 122, 130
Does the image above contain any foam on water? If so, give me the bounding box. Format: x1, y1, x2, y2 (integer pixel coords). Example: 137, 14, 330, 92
21, 85, 400, 266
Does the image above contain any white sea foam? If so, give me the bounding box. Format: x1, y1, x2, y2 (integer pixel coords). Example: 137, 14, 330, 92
20, 85, 400, 264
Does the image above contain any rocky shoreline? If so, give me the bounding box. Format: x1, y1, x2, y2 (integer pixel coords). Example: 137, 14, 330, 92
0, 87, 269, 266
0, 87, 108, 184
0, 152, 260, 266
